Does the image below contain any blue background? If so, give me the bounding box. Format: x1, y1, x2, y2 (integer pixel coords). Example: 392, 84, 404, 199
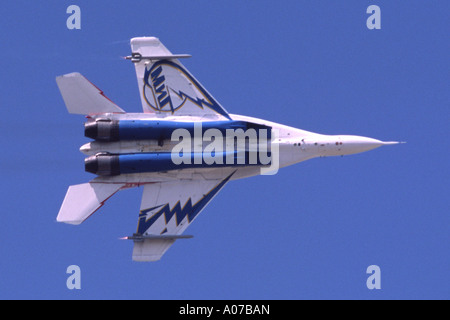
0, 1, 448, 299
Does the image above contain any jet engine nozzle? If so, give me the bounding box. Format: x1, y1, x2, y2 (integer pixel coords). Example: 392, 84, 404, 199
84, 119, 120, 141
85, 153, 120, 176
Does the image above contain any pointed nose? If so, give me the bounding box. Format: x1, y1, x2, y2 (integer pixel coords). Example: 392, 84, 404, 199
339, 135, 399, 155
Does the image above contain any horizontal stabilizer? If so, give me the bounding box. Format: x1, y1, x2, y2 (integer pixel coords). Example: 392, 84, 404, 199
56, 72, 125, 115
57, 182, 124, 225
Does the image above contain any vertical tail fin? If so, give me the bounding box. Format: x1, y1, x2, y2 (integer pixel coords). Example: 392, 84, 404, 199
130, 37, 174, 114
129, 37, 231, 119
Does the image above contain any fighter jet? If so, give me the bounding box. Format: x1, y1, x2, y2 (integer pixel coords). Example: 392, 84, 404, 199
56, 37, 399, 261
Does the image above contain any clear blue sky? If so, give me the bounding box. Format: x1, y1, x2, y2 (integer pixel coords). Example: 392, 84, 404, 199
0, 1, 448, 299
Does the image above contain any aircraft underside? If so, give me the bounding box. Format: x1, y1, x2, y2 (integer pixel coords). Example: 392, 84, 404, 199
56, 37, 398, 261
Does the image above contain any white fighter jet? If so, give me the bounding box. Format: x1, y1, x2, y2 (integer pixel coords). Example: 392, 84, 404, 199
56, 37, 399, 261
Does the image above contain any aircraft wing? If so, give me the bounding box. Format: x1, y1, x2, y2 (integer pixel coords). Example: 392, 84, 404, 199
129, 172, 234, 261
130, 37, 231, 120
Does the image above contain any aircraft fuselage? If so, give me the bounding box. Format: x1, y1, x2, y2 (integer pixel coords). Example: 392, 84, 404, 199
80, 113, 397, 184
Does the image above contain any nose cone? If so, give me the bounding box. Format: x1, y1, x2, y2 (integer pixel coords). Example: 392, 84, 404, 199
339, 135, 399, 155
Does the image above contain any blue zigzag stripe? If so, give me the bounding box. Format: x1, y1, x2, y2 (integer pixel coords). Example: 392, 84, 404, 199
137, 172, 234, 235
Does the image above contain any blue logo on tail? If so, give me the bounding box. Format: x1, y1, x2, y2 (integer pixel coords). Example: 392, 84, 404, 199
142, 60, 231, 119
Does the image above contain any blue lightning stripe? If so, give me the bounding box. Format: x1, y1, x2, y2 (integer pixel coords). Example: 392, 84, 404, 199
146, 60, 231, 120
170, 87, 214, 113
137, 172, 235, 235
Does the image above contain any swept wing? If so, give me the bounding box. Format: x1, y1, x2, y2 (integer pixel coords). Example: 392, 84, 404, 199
129, 173, 234, 261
